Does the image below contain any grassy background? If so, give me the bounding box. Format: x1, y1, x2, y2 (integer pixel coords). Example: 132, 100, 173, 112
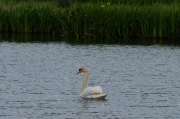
1, 0, 178, 4
0, 0, 180, 39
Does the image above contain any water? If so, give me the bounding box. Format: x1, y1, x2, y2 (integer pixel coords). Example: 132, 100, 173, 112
0, 39, 180, 118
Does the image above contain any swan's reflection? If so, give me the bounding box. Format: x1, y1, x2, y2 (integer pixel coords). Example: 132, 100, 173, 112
80, 98, 107, 108
76, 97, 107, 117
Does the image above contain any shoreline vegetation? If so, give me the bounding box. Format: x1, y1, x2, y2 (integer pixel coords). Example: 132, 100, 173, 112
1, 0, 180, 40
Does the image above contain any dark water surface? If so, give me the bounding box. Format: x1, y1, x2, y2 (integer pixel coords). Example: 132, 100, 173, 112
0, 35, 180, 119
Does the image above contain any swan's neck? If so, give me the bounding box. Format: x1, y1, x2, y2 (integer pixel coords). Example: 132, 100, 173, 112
81, 71, 88, 93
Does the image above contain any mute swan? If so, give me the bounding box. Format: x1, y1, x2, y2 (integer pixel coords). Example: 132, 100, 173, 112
77, 67, 107, 100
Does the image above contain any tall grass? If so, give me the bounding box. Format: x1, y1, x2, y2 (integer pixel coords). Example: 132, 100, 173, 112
74, 0, 178, 5
1, 0, 179, 4
1, 1, 180, 39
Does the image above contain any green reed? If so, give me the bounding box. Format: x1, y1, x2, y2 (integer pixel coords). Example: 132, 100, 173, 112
74, 0, 177, 5
2, 0, 179, 4
1, 1, 180, 39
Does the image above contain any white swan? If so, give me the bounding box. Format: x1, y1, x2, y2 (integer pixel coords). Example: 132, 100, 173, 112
77, 67, 107, 100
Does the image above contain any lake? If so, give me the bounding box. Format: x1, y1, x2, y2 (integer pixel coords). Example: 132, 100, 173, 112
0, 35, 180, 119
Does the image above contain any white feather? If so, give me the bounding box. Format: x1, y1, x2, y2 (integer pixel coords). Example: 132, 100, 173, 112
78, 67, 107, 100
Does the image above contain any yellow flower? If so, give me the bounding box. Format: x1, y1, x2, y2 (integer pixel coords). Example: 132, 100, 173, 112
17, 4, 20, 7
101, 5, 104, 8
107, 2, 110, 5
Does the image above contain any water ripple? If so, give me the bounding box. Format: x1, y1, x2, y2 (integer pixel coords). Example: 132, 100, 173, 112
0, 43, 180, 118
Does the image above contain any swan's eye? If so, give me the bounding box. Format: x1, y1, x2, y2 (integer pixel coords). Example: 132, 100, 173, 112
79, 69, 82, 71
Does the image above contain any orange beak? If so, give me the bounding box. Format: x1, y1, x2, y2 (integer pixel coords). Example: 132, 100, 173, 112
77, 70, 82, 74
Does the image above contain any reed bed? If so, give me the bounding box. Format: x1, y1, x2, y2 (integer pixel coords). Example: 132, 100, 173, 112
2, 0, 179, 4
1, 1, 180, 39
74, 0, 178, 5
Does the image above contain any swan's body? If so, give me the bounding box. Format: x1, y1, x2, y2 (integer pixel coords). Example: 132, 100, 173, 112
81, 86, 107, 100
77, 67, 107, 100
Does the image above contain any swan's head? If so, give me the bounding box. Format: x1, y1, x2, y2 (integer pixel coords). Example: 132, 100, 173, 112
77, 67, 88, 74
